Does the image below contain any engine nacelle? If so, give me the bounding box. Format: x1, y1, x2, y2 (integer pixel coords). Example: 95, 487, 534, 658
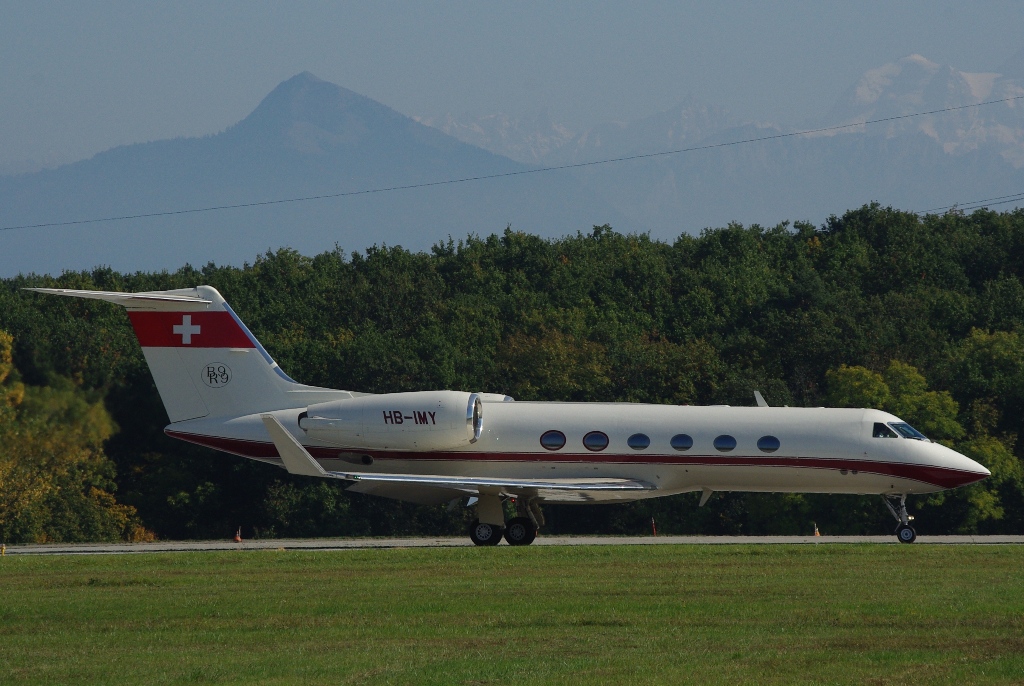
299, 390, 483, 451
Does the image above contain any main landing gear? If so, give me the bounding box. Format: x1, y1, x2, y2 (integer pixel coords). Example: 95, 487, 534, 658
883, 494, 917, 544
469, 520, 503, 546
503, 517, 537, 546
468, 495, 541, 546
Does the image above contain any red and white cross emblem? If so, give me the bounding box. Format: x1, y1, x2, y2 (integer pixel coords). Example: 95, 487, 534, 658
172, 315, 201, 345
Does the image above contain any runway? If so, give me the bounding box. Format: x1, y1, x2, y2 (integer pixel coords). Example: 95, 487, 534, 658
5, 534, 1024, 555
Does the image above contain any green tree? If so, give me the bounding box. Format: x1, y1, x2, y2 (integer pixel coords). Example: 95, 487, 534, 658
826, 358, 1019, 530
0, 330, 148, 543
4, 204, 1024, 538
826, 361, 962, 441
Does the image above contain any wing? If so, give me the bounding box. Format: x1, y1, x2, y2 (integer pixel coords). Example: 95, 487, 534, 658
261, 414, 656, 503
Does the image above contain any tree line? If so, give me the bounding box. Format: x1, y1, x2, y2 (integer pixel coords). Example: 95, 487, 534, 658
1, 203, 1022, 542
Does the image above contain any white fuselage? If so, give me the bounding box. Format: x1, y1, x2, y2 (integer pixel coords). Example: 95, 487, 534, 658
168, 400, 989, 503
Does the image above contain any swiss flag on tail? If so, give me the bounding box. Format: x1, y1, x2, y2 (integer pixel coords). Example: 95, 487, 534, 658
127, 312, 255, 348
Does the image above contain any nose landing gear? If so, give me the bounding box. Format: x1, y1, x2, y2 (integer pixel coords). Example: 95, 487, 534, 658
883, 494, 917, 543
896, 524, 917, 543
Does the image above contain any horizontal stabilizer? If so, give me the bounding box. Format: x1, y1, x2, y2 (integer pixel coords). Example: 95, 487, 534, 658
24, 288, 211, 307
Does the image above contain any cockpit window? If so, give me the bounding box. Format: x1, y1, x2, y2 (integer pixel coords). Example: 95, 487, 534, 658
873, 422, 898, 438
889, 422, 928, 441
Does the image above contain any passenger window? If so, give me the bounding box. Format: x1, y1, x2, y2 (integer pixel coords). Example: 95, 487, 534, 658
583, 431, 609, 452
540, 430, 566, 450
627, 433, 650, 450
757, 436, 780, 453
873, 423, 898, 438
714, 435, 737, 452
670, 434, 693, 451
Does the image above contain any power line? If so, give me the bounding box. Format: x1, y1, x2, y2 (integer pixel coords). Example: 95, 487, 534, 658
966, 195, 1024, 210
3, 94, 1024, 233
918, 191, 1024, 215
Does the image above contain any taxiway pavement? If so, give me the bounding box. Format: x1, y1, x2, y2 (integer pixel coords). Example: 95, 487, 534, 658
4, 535, 1024, 555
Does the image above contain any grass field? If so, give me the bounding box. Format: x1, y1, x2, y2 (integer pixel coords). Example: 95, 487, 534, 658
1, 545, 1023, 685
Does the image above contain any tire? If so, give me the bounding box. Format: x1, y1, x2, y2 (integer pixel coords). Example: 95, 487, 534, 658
896, 524, 917, 544
469, 520, 503, 546
503, 517, 537, 546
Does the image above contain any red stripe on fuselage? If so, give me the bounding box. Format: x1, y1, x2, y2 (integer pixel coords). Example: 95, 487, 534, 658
164, 430, 988, 490
128, 311, 254, 348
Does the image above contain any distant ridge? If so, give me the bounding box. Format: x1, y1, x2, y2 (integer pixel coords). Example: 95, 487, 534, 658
4, 56, 1024, 277
0, 73, 624, 276
425, 53, 1024, 236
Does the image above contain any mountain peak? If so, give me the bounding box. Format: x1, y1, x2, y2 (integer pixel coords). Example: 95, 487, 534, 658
898, 53, 940, 70
228, 73, 412, 151
849, 54, 944, 107
288, 71, 323, 83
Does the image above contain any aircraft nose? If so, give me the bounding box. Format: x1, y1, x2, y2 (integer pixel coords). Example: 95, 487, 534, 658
952, 449, 990, 485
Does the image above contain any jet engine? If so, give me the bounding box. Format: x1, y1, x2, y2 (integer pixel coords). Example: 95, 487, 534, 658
299, 390, 483, 451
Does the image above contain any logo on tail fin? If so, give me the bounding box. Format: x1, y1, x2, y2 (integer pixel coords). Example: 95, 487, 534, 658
202, 363, 232, 388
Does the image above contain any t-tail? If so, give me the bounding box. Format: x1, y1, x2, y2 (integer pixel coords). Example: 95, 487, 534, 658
25, 286, 347, 421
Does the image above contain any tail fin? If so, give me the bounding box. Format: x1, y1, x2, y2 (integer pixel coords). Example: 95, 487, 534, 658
27, 285, 331, 422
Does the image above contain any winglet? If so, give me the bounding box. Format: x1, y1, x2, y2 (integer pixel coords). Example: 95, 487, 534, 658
260, 414, 327, 477
754, 390, 768, 408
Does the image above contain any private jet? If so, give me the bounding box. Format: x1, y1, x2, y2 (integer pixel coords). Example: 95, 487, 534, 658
28, 286, 990, 545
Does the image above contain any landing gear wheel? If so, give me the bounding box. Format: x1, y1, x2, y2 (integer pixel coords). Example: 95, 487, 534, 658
896, 524, 917, 544
504, 517, 537, 546
883, 495, 918, 544
469, 520, 503, 546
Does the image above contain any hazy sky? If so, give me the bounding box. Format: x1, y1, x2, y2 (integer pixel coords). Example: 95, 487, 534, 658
2, 1, 1022, 171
